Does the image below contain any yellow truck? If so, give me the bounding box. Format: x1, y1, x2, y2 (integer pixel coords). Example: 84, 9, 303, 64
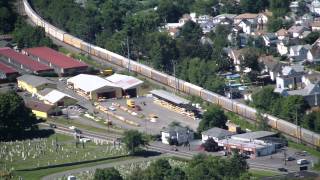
100, 69, 113, 76
126, 99, 135, 108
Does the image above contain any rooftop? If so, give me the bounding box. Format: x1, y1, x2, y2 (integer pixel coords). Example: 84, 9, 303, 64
231, 131, 277, 141
234, 13, 259, 19
43, 89, 75, 104
23, 47, 88, 69
150, 89, 190, 105
0, 61, 17, 74
67, 74, 116, 92
17, 74, 55, 88
0, 48, 52, 72
25, 100, 53, 112
105, 73, 143, 90
202, 127, 234, 138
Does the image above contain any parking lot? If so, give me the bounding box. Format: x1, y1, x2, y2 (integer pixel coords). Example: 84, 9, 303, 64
99, 96, 199, 134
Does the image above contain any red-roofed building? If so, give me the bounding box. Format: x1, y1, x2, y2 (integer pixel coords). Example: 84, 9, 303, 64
0, 48, 53, 75
23, 47, 88, 75
0, 61, 19, 80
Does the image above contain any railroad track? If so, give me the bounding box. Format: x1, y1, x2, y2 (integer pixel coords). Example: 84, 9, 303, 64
21, 0, 320, 148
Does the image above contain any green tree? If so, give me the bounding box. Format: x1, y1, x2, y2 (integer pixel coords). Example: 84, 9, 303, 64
251, 86, 280, 110
94, 168, 123, 180
279, 95, 309, 123
226, 151, 249, 177
0, 92, 38, 140
269, 0, 291, 17
240, 0, 269, 13
202, 138, 219, 152
144, 159, 172, 180
157, 0, 184, 23
165, 167, 186, 180
0, 2, 16, 33
198, 105, 227, 133
267, 18, 284, 32
256, 111, 269, 131
192, 0, 219, 16
240, 48, 260, 71
122, 130, 148, 154
302, 112, 320, 133
304, 31, 320, 44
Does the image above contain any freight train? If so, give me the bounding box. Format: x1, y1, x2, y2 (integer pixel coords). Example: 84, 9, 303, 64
23, 0, 320, 148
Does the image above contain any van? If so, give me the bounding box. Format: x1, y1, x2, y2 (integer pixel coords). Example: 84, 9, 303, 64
297, 159, 309, 165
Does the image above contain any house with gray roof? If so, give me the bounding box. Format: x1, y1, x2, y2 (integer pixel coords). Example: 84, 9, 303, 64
275, 65, 305, 91
288, 25, 308, 38
289, 44, 311, 62
259, 56, 284, 81
307, 38, 320, 63
201, 127, 234, 143
286, 82, 320, 106
262, 33, 278, 47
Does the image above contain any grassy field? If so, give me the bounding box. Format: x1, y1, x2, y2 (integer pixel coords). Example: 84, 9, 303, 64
0, 133, 127, 179
249, 169, 280, 178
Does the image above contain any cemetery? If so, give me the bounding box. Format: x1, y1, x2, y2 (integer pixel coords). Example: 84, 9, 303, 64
0, 134, 127, 179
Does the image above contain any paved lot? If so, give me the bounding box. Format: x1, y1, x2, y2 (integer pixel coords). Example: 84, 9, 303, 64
100, 96, 199, 134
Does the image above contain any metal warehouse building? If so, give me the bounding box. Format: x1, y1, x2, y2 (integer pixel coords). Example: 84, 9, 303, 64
105, 73, 143, 97
0, 48, 53, 74
0, 61, 19, 80
17, 74, 56, 95
23, 47, 88, 75
150, 89, 190, 106
67, 74, 122, 100
37, 88, 77, 106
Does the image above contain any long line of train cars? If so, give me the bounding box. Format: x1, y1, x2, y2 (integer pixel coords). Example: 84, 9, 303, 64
23, 0, 320, 148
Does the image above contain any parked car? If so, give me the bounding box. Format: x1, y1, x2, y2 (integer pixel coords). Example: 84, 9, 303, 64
286, 156, 295, 161
79, 138, 91, 143
108, 106, 116, 111
297, 159, 309, 165
49, 123, 57, 128
278, 168, 288, 172
69, 126, 76, 130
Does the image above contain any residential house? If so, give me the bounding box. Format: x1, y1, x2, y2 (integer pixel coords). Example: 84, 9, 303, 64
288, 25, 308, 38
234, 13, 259, 24
287, 82, 320, 106
262, 33, 278, 47
277, 41, 289, 56
168, 27, 180, 38
289, 44, 311, 62
227, 48, 247, 72
276, 28, 289, 41
259, 55, 283, 81
311, 21, 320, 31
238, 19, 256, 34
302, 72, 320, 86
307, 39, 320, 63
290, 1, 300, 13
212, 14, 236, 25
311, 0, 320, 16
161, 126, 194, 145
275, 65, 305, 91
201, 127, 234, 143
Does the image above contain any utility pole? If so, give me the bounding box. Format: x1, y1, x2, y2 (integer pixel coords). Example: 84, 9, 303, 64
172, 60, 178, 93
295, 106, 300, 143
127, 36, 130, 72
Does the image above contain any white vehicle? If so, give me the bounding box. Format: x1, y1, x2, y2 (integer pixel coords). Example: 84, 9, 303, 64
297, 159, 309, 165
69, 126, 76, 130
79, 138, 91, 143
108, 106, 116, 111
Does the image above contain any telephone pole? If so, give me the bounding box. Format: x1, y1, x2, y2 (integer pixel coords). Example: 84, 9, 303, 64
127, 36, 130, 72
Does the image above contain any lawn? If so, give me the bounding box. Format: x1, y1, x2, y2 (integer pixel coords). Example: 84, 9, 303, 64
0, 133, 128, 179
249, 169, 280, 178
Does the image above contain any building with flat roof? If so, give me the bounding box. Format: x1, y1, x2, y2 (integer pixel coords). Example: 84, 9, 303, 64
23, 47, 88, 75
17, 75, 56, 95
231, 131, 277, 142
25, 100, 57, 119
218, 138, 276, 157
201, 127, 235, 143
0, 61, 19, 80
150, 89, 190, 105
67, 74, 121, 100
37, 88, 77, 106
105, 73, 143, 97
0, 48, 53, 74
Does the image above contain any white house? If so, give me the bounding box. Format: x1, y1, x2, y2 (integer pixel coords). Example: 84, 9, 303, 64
288, 25, 307, 38
311, 21, 320, 31
161, 126, 194, 145
276, 28, 289, 41
201, 127, 234, 143
277, 41, 289, 55
289, 44, 311, 61
311, 0, 320, 16
307, 39, 320, 63
238, 20, 255, 34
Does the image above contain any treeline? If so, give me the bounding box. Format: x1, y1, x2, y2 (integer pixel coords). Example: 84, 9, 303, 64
251, 86, 320, 133
0, 0, 16, 34
0, 0, 54, 49
94, 154, 250, 180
